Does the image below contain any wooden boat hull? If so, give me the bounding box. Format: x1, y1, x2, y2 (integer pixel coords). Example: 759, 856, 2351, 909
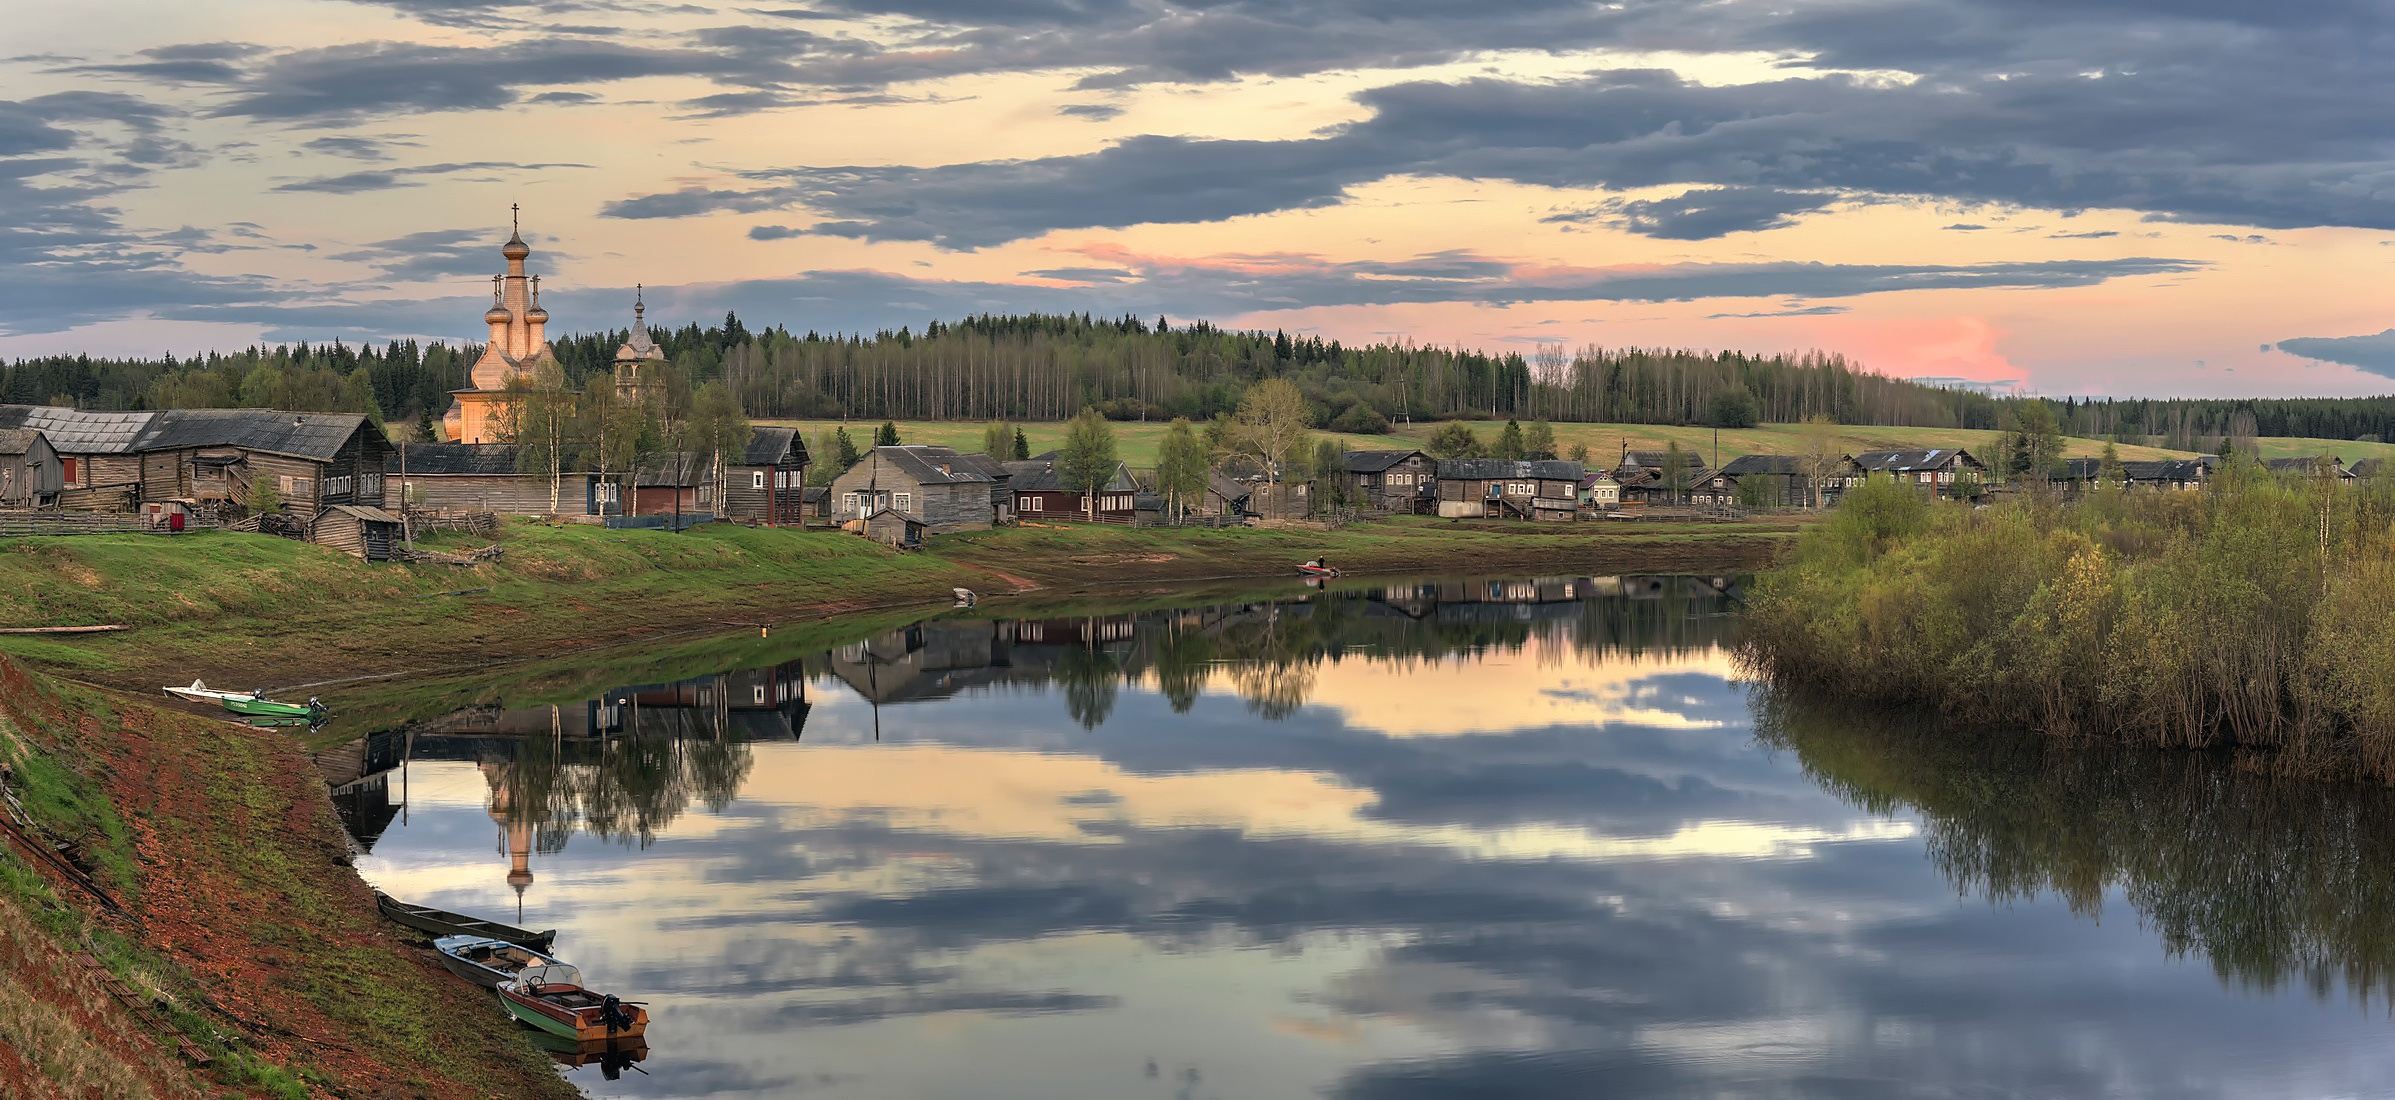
375, 891, 556, 950
1297, 567, 1339, 578
524, 1030, 649, 1071
221, 696, 320, 720
499, 986, 648, 1042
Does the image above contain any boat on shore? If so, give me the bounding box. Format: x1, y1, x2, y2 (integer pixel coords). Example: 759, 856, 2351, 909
433, 934, 564, 990
375, 890, 556, 950
1298, 560, 1340, 578
161, 679, 253, 704
498, 963, 648, 1042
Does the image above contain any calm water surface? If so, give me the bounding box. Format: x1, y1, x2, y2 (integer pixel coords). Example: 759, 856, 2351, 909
330, 578, 2395, 1098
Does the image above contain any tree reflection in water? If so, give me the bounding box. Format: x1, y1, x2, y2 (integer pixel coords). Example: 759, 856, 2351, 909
1756, 687, 2395, 1004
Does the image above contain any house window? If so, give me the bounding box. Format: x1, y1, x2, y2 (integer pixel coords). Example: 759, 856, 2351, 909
325, 475, 353, 498
698, 485, 712, 503
894, 492, 911, 512
1024, 495, 1042, 511
753, 471, 766, 490
281, 475, 313, 497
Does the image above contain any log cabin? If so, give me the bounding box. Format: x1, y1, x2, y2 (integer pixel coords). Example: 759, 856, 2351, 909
1003, 450, 1139, 522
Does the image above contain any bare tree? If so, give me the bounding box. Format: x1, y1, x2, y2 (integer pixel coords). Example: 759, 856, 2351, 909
1235, 379, 1312, 518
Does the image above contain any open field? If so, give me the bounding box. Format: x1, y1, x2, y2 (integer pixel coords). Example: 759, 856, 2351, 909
764, 417, 2209, 467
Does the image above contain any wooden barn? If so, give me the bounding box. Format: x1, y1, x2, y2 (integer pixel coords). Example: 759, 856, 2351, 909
1341, 450, 1436, 511
0, 404, 391, 537
0, 428, 63, 509
1434, 459, 1585, 520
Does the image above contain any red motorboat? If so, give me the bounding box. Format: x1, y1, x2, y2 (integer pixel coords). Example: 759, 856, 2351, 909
1297, 559, 1340, 578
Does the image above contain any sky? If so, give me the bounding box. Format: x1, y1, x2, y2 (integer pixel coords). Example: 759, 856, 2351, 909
8, 0, 2395, 398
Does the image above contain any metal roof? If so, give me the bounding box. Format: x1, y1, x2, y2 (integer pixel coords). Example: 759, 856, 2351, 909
0, 405, 375, 460
1342, 449, 1424, 473
874, 446, 994, 484
1435, 459, 1586, 480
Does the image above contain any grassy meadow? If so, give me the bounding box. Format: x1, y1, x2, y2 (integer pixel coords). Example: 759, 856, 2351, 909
766, 416, 2246, 468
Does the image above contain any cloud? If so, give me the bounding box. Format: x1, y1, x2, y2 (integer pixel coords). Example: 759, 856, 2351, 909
2274, 330, 2395, 378
271, 160, 594, 194
299, 135, 413, 161
1944, 223, 1990, 231
329, 227, 523, 281
1544, 187, 1845, 240
1056, 103, 1122, 121
2050, 229, 2120, 239
196, 39, 781, 124
748, 224, 807, 240
1706, 305, 1852, 319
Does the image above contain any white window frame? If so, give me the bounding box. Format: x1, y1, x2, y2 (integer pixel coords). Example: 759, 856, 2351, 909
843, 491, 860, 513
752, 471, 766, 489
894, 492, 911, 512
1024, 495, 1042, 511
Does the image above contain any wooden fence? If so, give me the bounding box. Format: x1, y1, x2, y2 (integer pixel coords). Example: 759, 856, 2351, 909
0, 512, 152, 538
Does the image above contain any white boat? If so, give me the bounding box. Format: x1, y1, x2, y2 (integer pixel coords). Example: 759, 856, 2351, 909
952, 588, 978, 605
161, 679, 258, 705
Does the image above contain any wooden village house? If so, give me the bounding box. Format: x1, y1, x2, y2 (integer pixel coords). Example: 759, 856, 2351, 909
1434, 459, 1585, 520
1707, 454, 1859, 507
0, 428, 63, 509
724, 427, 811, 526
1852, 448, 1987, 494
1004, 451, 1139, 522
1612, 450, 1713, 506
828, 445, 1002, 534
1340, 450, 1436, 512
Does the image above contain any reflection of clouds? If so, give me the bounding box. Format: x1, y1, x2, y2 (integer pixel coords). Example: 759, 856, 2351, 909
355, 629, 2395, 1100
1290, 642, 1747, 737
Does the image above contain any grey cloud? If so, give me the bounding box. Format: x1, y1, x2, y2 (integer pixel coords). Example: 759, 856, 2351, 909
1022, 266, 1134, 282
207, 39, 778, 124
1057, 103, 1122, 121
1707, 304, 1851, 319
748, 224, 807, 240
1558, 186, 1846, 240
299, 135, 411, 161
1945, 222, 1991, 231
330, 227, 520, 280
271, 160, 594, 194
2273, 330, 2395, 378
526, 90, 601, 104
2051, 229, 2120, 238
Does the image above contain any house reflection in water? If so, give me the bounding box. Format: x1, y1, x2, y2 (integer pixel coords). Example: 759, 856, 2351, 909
321, 660, 812, 901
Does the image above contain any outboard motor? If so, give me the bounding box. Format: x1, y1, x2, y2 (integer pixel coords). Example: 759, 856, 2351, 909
600, 993, 636, 1034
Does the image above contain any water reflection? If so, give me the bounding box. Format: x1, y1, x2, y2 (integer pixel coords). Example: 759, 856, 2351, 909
334, 576, 2395, 1099
1757, 690, 2395, 1003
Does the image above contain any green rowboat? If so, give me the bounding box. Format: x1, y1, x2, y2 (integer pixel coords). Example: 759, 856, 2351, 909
220, 694, 325, 721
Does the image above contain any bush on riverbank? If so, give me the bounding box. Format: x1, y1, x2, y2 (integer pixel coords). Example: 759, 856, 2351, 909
1741, 461, 2395, 779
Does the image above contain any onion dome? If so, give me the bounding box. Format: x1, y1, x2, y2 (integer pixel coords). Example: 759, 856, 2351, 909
525, 304, 549, 323
502, 231, 530, 261
485, 303, 512, 325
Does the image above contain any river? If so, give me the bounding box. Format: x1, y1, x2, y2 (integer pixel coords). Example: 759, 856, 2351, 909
323, 576, 2395, 1098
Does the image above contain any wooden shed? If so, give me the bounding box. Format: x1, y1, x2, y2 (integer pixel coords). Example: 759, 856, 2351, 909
315, 504, 404, 560
725, 426, 812, 526
0, 428, 63, 509
859, 506, 926, 548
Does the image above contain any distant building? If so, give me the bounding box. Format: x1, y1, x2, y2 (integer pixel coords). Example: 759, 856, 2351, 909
0, 404, 390, 539
1004, 450, 1139, 521
724, 427, 812, 526
610, 285, 667, 409
2262, 455, 2352, 480
1710, 454, 1857, 507
2119, 458, 2209, 491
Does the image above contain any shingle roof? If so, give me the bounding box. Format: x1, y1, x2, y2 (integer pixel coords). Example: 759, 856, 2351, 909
0, 428, 41, 456
740, 426, 808, 466
1342, 449, 1423, 473
2353, 458, 2388, 478
1435, 459, 1585, 480
2263, 455, 2344, 475
0, 405, 375, 461
1000, 455, 1134, 492
2119, 459, 2208, 482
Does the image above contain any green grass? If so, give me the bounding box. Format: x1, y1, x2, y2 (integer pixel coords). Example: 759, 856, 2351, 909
763, 416, 2202, 468
2247, 435, 2395, 463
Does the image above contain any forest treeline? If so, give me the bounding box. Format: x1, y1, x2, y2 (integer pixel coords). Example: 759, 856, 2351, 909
5, 311, 2393, 444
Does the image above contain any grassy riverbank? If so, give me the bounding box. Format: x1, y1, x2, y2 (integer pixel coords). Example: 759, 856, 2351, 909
1742, 464, 2395, 781
1, 515, 1793, 692
0, 656, 577, 1098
